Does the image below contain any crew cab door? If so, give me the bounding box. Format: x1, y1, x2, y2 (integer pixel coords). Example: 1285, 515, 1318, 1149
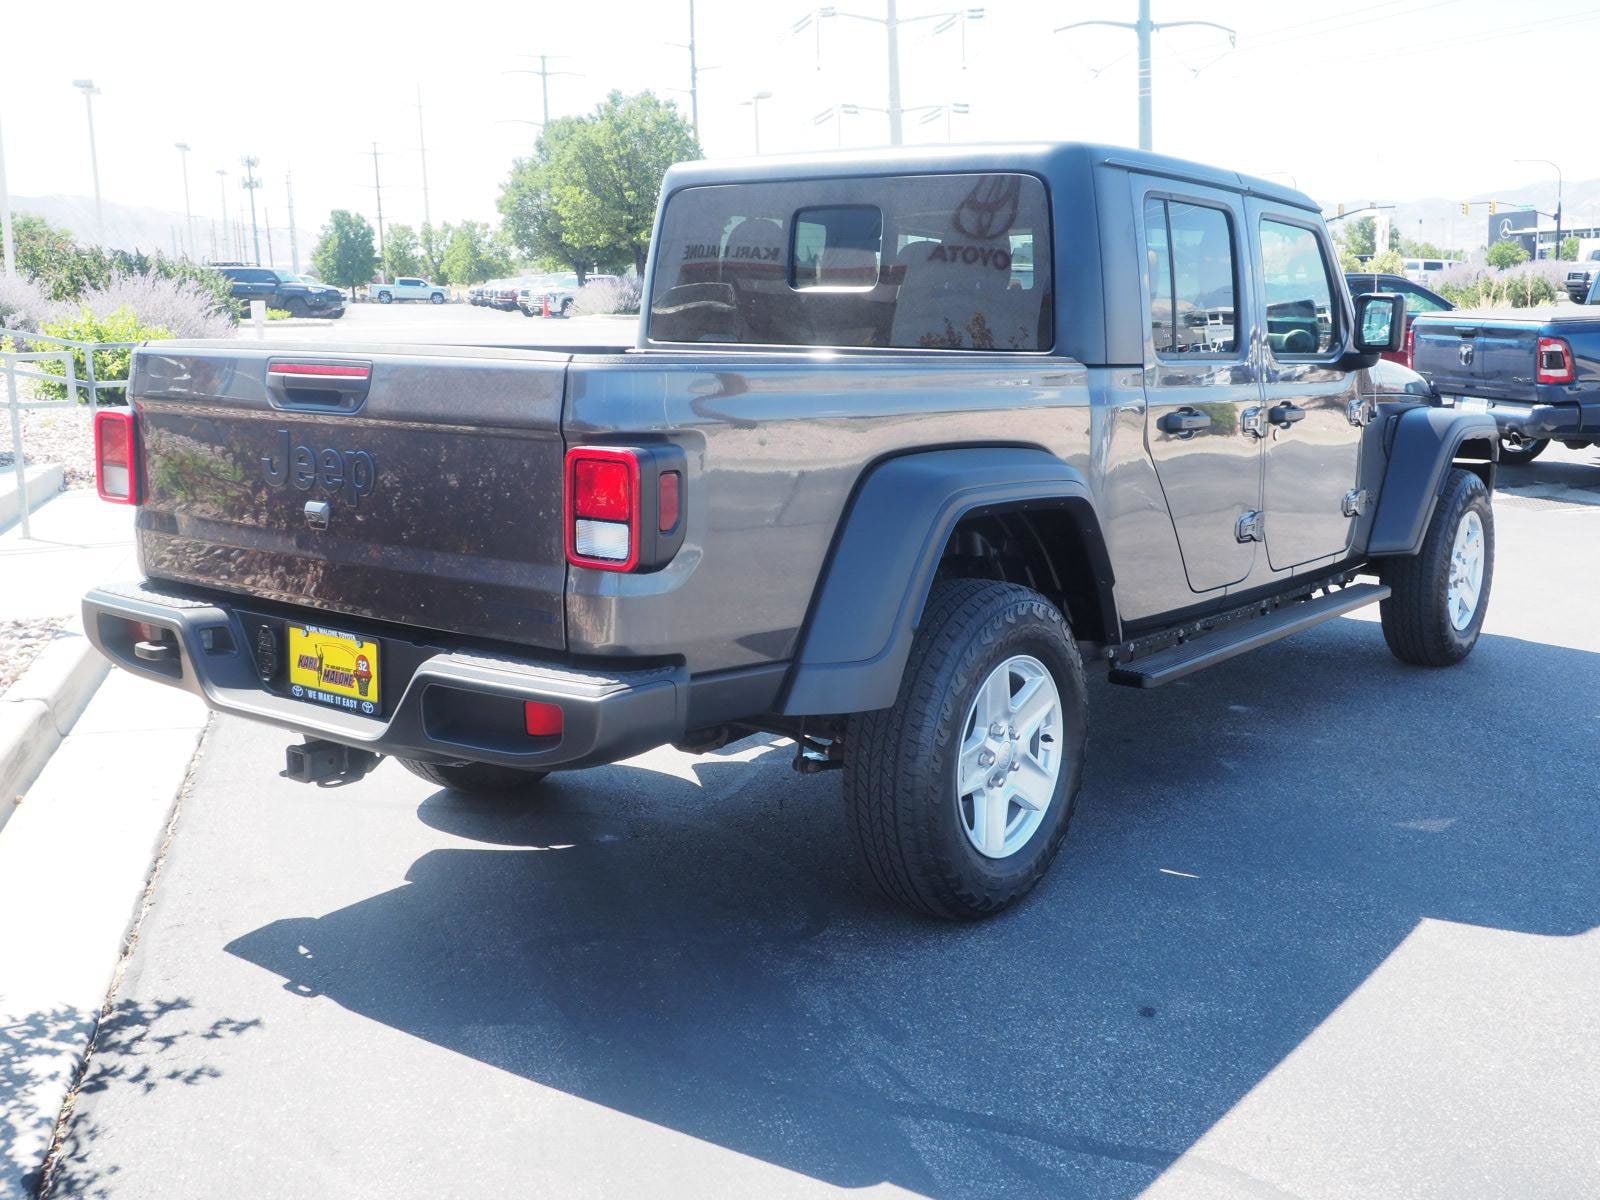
1248, 204, 1365, 570
1135, 181, 1260, 593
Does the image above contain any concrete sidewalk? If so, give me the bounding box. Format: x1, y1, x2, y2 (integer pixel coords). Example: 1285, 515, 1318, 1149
0, 668, 207, 1198
0, 490, 137, 622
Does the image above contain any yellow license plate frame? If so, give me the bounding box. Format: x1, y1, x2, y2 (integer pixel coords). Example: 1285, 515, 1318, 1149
287, 624, 380, 715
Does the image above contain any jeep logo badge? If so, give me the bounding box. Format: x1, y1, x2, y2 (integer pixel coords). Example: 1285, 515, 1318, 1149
262, 428, 377, 506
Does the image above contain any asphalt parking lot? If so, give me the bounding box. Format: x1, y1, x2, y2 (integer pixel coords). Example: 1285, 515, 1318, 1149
35, 311, 1600, 1196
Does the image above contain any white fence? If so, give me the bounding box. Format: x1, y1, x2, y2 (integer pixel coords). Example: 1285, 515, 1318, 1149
1, 330, 137, 538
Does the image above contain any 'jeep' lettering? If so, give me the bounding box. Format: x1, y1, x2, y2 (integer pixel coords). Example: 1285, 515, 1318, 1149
927, 243, 1013, 271
262, 429, 377, 506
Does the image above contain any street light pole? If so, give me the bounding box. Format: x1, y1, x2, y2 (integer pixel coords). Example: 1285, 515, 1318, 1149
240, 157, 263, 266
174, 142, 194, 260
688, 0, 701, 142
741, 91, 773, 153
0, 110, 15, 278
1516, 158, 1562, 260
215, 169, 230, 264
1055, 3, 1234, 151
72, 80, 105, 244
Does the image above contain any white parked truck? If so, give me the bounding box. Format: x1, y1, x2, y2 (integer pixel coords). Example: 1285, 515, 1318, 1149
372, 277, 447, 305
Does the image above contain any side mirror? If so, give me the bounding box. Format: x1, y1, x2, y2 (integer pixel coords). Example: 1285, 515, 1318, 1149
1353, 292, 1407, 354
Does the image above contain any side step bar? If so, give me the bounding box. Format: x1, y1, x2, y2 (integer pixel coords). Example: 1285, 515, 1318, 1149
1108, 583, 1390, 689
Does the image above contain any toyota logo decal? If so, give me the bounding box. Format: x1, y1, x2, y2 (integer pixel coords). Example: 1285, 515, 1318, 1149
953, 176, 1021, 241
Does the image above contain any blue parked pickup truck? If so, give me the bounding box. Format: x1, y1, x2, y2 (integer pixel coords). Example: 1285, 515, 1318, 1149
1411, 308, 1600, 465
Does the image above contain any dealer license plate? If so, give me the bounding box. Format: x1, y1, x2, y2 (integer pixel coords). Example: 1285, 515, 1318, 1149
1456, 396, 1489, 413
287, 624, 380, 716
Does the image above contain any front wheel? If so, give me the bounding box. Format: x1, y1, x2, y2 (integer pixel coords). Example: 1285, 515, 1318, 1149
284, 297, 308, 317
429, 292, 445, 304
1498, 437, 1547, 466
396, 758, 550, 795
559, 299, 574, 319
1380, 467, 1494, 667
844, 579, 1087, 920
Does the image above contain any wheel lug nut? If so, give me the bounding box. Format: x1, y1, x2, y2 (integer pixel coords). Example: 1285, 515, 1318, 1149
1009, 761, 1020, 772
1009, 727, 1018, 740
989, 774, 1004, 789
978, 750, 995, 767
989, 722, 1006, 738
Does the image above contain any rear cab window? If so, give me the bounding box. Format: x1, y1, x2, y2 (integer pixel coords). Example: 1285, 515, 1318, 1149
648, 172, 1053, 351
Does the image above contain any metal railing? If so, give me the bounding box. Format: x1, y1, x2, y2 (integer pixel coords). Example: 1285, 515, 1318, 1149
1, 330, 138, 538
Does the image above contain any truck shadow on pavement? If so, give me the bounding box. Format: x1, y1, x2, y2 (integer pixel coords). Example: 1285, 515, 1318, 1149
224, 619, 1600, 1198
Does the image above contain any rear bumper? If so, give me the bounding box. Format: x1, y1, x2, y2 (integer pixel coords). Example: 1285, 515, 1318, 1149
83, 580, 688, 771
1451, 397, 1599, 443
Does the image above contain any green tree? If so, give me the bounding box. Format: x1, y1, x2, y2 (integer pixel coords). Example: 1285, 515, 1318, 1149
311, 210, 378, 298
543, 91, 700, 274
498, 117, 625, 281
383, 223, 424, 278
1336, 243, 1362, 272
1487, 239, 1529, 270
419, 222, 453, 283
439, 220, 514, 285
1559, 236, 1580, 262
1344, 217, 1377, 258
1367, 249, 1406, 276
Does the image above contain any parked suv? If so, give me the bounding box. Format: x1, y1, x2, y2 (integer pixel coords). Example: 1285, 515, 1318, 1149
218, 267, 345, 318
372, 277, 447, 305
87, 145, 1498, 919
529, 273, 619, 317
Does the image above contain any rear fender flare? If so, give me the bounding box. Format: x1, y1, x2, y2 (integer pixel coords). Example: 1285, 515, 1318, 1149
1367, 406, 1499, 556
780, 447, 1116, 716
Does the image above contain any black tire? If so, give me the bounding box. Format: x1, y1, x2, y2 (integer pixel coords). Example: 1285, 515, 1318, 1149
560, 299, 574, 318
377, 291, 393, 304
284, 297, 308, 317
844, 579, 1088, 920
429, 292, 445, 304
1498, 437, 1547, 466
1380, 467, 1494, 667
396, 758, 550, 794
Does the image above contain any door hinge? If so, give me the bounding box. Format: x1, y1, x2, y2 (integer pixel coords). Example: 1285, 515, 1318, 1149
1342, 488, 1371, 517
1236, 509, 1265, 543
1346, 395, 1375, 426
1241, 406, 1268, 439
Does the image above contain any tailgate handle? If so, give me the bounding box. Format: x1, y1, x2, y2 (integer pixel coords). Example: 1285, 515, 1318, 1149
266, 360, 372, 412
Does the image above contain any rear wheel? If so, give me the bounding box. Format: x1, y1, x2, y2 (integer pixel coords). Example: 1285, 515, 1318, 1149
1380, 467, 1494, 667
397, 758, 550, 794
1498, 437, 1547, 466
429, 291, 445, 304
377, 291, 393, 304
844, 579, 1087, 920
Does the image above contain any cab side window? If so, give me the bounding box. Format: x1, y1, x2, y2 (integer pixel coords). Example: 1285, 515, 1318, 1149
1260, 220, 1336, 357
1143, 197, 1238, 355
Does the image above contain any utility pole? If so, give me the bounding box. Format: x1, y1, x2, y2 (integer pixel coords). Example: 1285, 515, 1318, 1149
240, 156, 263, 266
886, 0, 902, 145
506, 55, 578, 127
72, 80, 105, 243
0, 109, 15, 278
215, 169, 229, 263
742, 91, 773, 153
371, 143, 387, 283
285, 172, 300, 274
1516, 158, 1563, 260
688, 0, 700, 142
174, 143, 194, 259
416, 86, 432, 229
1055, 1, 1234, 151
264, 207, 275, 268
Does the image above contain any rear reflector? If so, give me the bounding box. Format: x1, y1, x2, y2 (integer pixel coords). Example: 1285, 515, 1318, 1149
1537, 337, 1575, 385
94, 409, 139, 504
524, 700, 564, 737
267, 362, 371, 379
658, 471, 681, 532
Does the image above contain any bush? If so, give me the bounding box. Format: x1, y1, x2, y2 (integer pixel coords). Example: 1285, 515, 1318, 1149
571, 275, 643, 316
1560, 236, 1581, 261
1486, 240, 1529, 269
1437, 260, 1564, 309
74, 271, 234, 339
0, 274, 54, 334
26, 306, 173, 402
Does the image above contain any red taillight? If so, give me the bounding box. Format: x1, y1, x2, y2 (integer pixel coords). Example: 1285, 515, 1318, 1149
565, 447, 640, 571
1537, 337, 1575, 385
94, 409, 139, 504
1402, 323, 1415, 369
658, 471, 681, 532
523, 700, 564, 737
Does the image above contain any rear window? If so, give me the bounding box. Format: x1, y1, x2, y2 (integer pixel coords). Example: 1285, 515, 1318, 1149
648, 172, 1053, 351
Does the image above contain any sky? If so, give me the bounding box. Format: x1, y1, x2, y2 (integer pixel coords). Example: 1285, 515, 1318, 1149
3, 0, 1598, 255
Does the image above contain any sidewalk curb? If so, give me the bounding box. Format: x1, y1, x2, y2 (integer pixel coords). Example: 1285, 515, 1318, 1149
0, 462, 67, 532
0, 632, 110, 833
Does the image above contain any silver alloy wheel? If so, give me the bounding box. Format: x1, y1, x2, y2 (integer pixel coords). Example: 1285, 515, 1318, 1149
956, 654, 1064, 859
1447, 509, 1486, 631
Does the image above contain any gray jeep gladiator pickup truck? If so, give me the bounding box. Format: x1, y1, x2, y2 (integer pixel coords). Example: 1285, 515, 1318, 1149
84, 144, 1499, 918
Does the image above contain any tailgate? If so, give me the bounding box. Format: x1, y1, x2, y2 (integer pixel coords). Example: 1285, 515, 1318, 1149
1411, 317, 1551, 404
1411, 317, 1488, 397
130, 343, 569, 650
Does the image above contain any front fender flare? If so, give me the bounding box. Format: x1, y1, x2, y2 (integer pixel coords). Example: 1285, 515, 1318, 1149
780, 447, 1115, 716
1367, 407, 1498, 557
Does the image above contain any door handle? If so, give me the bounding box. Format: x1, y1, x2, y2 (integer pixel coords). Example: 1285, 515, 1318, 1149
1269, 403, 1307, 427
1157, 408, 1212, 435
